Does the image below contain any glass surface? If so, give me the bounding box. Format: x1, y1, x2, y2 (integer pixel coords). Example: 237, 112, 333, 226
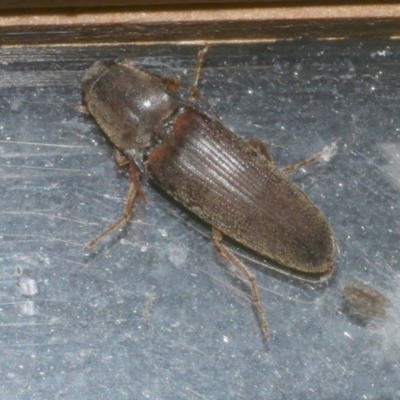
0, 40, 399, 399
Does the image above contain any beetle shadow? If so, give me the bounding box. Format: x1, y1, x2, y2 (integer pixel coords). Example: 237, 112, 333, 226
339, 304, 371, 327
337, 302, 392, 328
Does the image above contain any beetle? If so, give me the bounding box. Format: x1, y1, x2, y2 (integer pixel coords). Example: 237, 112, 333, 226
81, 47, 338, 340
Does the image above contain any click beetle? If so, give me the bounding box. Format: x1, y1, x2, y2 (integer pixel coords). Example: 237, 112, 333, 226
81, 47, 338, 340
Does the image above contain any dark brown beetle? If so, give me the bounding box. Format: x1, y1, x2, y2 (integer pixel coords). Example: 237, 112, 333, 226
82, 48, 338, 340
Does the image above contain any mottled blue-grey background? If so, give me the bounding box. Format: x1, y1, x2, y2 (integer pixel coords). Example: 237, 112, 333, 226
0, 40, 399, 399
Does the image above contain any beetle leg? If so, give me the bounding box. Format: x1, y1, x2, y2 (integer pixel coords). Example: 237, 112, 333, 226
84, 161, 144, 249
249, 137, 328, 172
280, 151, 325, 174
248, 137, 275, 165
114, 149, 147, 203
248, 137, 337, 174
212, 228, 269, 341
281, 142, 338, 174
189, 44, 210, 103
174, 44, 220, 120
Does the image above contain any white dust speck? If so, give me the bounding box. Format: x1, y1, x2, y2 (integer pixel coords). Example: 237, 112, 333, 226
19, 300, 36, 316
158, 229, 168, 237
18, 277, 38, 296
320, 141, 338, 163
168, 244, 189, 267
